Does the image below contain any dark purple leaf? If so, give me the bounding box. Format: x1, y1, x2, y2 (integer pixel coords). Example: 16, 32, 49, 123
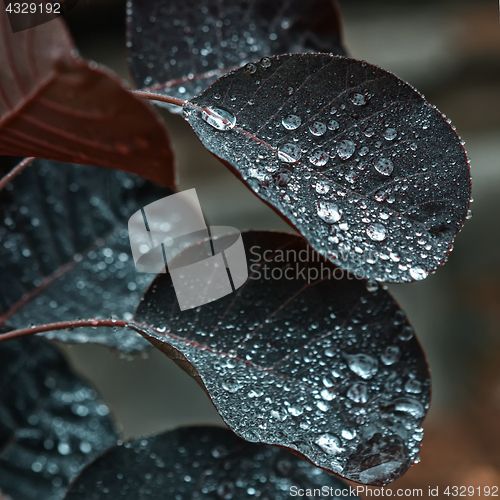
65, 426, 359, 499
0, 336, 118, 500
183, 54, 472, 283
0, 6, 175, 187
0, 158, 172, 354
131, 231, 431, 485
127, 0, 346, 109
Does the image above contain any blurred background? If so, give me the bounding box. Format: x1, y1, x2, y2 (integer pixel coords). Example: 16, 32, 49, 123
55, 0, 500, 495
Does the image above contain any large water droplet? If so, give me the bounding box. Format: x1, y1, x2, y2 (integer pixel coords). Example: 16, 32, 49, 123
315, 434, 343, 455
337, 140, 355, 160
201, 107, 236, 131
278, 143, 301, 162
367, 223, 387, 242
282, 115, 301, 130
309, 122, 326, 136
317, 201, 341, 224
374, 158, 394, 176
309, 150, 329, 167
345, 353, 378, 379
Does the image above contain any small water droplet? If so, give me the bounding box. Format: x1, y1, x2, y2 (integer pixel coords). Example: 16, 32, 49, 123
260, 57, 272, 68
282, 114, 301, 130
350, 92, 368, 106
381, 345, 400, 365
409, 267, 427, 281
399, 325, 414, 341
278, 143, 301, 162
222, 378, 241, 393
201, 107, 236, 131
366, 280, 379, 292
345, 353, 378, 379
367, 223, 387, 242
337, 140, 355, 160
384, 128, 397, 140
245, 63, 257, 74
317, 201, 341, 224
309, 150, 329, 167
347, 382, 368, 403
315, 180, 330, 194
309, 122, 326, 136
374, 158, 394, 176
327, 119, 339, 131
315, 434, 343, 455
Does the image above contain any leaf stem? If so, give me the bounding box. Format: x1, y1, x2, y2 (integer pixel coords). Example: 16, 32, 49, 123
131, 90, 186, 107
0, 157, 35, 192
0, 319, 129, 343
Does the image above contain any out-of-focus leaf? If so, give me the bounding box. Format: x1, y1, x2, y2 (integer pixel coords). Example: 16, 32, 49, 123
0, 5, 175, 187
0, 158, 172, 354
127, 0, 346, 109
183, 54, 471, 283
0, 336, 118, 500
132, 231, 431, 485
65, 426, 359, 499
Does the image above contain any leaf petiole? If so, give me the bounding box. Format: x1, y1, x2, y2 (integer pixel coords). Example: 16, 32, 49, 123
131, 90, 186, 107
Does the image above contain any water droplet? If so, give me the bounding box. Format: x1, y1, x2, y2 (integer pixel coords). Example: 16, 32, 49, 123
347, 382, 368, 403
341, 429, 356, 440
366, 280, 379, 292
201, 107, 236, 131
399, 325, 414, 341
282, 114, 301, 130
367, 223, 387, 241
409, 267, 428, 281
288, 405, 304, 416
328, 119, 339, 131
320, 388, 336, 401
309, 150, 329, 167
309, 122, 326, 136
345, 353, 378, 379
384, 128, 397, 140
315, 180, 330, 194
381, 345, 400, 365
374, 158, 394, 176
405, 378, 422, 394
317, 201, 341, 224
315, 434, 343, 455
222, 378, 241, 393
278, 143, 301, 162
260, 57, 272, 68
337, 140, 355, 160
350, 92, 367, 106
391, 397, 425, 418
245, 63, 257, 74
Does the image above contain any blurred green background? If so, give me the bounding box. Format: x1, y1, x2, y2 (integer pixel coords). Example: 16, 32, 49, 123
56, 0, 500, 494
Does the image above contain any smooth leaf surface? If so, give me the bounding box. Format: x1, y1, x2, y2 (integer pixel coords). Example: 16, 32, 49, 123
0, 336, 118, 500
132, 231, 431, 485
65, 426, 359, 499
184, 54, 471, 283
0, 5, 175, 187
127, 0, 346, 109
0, 158, 171, 353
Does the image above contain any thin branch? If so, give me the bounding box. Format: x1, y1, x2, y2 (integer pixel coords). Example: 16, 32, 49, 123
0, 319, 129, 343
0, 157, 35, 191
131, 90, 186, 107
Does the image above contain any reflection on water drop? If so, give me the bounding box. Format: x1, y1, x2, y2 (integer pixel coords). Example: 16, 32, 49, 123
315, 180, 330, 194
366, 280, 379, 293
384, 128, 397, 140
245, 63, 257, 74
345, 353, 378, 379
381, 345, 400, 365
328, 119, 339, 131
347, 382, 368, 403
222, 378, 241, 393
201, 107, 236, 131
